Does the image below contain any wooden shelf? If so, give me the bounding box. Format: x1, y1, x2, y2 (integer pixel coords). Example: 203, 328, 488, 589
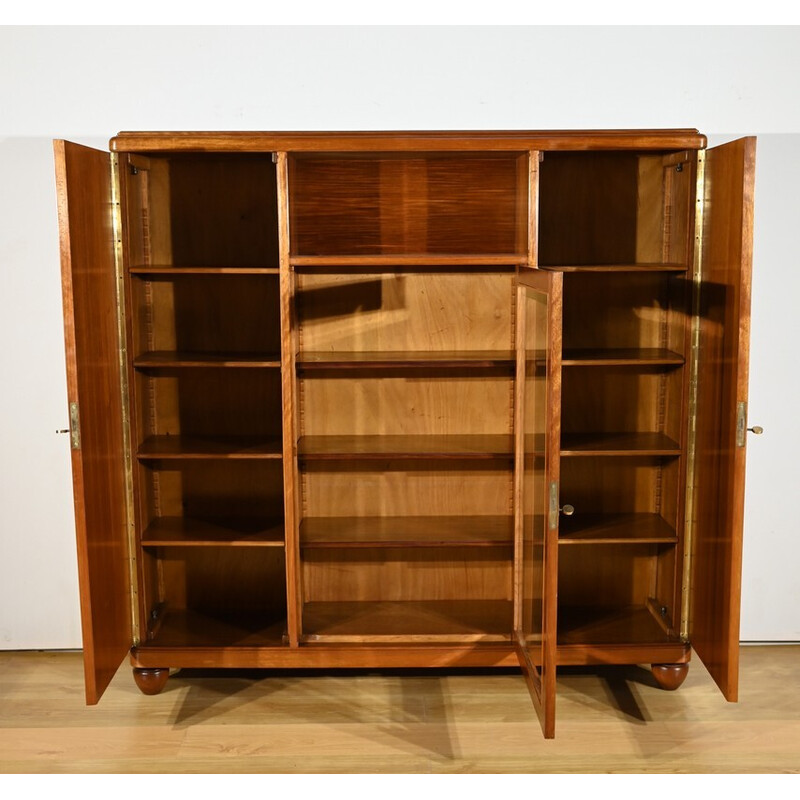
539, 264, 687, 273
558, 605, 681, 646
130, 266, 280, 275
138, 435, 283, 460
134, 350, 282, 369
302, 600, 513, 643
558, 513, 677, 544
291, 255, 525, 268
300, 516, 513, 549
142, 516, 285, 547
562, 348, 684, 367
298, 434, 514, 461
560, 432, 681, 456
139, 609, 287, 648
297, 351, 515, 370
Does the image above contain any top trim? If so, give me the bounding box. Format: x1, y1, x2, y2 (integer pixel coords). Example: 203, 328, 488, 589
110, 129, 707, 153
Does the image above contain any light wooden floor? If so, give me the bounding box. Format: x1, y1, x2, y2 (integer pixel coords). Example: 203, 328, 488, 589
1, 646, 798, 773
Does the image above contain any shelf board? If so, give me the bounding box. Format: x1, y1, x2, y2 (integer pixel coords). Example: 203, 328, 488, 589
560, 432, 681, 456
138, 435, 283, 460
297, 350, 515, 370
558, 513, 677, 544
562, 348, 684, 367
142, 516, 285, 547
298, 434, 514, 461
302, 600, 513, 643
300, 516, 513, 548
558, 605, 681, 646
134, 350, 282, 369
139, 609, 287, 648
290, 254, 526, 268
130, 266, 280, 275
539, 263, 687, 273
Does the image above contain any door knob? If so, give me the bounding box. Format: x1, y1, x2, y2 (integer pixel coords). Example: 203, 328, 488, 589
747, 426, 763, 435
560, 504, 575, 516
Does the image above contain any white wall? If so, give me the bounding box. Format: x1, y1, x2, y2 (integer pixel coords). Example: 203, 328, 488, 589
0, 26, 798, 647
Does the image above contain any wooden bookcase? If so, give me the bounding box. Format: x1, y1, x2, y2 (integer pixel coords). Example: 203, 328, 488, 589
54, 130, 756, 738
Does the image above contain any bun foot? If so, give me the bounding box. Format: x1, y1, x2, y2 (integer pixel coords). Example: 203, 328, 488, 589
133, 667, 169, 696
651, 663, 689, 691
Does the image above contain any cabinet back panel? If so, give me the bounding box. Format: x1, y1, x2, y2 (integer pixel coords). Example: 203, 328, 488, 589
562, 368, 683, 443
289, 153, 528, 256
303, 462, 512, 518
539, 152, 692, 267
132, 276, 281, 355
302, 547, 512, 602
562, 273, 674, 350
159, 548, 287, 613
297, 272, 514, 352
558, 545, 660, 607
166, 156, 279, 268
302, 374, 512, 436
135, 370, 282, 439
560, 458, 663, 514
145, 462, 285, 520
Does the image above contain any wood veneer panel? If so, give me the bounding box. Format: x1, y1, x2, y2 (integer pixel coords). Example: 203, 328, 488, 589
138, 435, 282, 459
558, 605, 682, 646
110, 129, 707, 153
297, 351, 515, 369
300, 516, 513, 548
539, 264, 686, 273
291, 255, 525, 267
289, 154, 526, 257
302, 600, 513, 642
54, 140, 131, 705
562, 348, 684, 366
140, 609, 286, 648
134, 350, 282, 368
130, 266, 280, 275
142, 516, 285, 547
558, 513, 677, 544
298, 434, 514, 460
560, 432, 681, 456
691, 137, 756, 702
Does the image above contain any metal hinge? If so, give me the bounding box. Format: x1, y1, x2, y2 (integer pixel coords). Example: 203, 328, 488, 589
69, 401, 81, 450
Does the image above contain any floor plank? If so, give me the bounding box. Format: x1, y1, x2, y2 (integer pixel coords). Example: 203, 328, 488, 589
0, 647, 798, 772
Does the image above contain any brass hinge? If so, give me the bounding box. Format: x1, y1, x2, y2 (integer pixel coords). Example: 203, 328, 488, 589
68, 401, 81, 450
548, 481, 559, 530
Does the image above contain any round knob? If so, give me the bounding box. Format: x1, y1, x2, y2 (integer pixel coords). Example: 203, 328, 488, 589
748, 426, 764, 435
56, 429, 69, 434
560, 504, 575, 516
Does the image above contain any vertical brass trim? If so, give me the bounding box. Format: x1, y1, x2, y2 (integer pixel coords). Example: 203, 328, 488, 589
548, 481, 559, 531
736, 401, 748, 448
681, 150, 705, 639
111, 153, 140, 646
68, 401, 81, 450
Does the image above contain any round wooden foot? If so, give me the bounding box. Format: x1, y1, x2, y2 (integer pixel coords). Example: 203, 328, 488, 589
651, 663, 689, 691
133, 667, 169, 696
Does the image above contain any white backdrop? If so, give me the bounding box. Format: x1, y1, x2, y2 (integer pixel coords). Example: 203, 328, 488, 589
1, 26, 798, 648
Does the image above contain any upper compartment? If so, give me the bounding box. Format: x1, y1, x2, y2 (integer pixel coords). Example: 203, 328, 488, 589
287, 152, 529, 261
123, 153, 280, 271
538, 150, 696, 270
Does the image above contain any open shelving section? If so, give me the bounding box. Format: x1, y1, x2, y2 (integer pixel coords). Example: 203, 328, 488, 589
121, 152, 289, 649
287, 150, 529, 643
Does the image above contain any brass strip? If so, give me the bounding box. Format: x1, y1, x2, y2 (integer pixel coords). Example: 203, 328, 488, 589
111, 153, 140, 646
680, 150, 705, 639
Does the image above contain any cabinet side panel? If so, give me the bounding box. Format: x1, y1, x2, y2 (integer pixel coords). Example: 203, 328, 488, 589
54, 140, 131, 703
691, 138, 756, 701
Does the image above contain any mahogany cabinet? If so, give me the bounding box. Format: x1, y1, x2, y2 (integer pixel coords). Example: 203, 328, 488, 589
55, 130, 756, 737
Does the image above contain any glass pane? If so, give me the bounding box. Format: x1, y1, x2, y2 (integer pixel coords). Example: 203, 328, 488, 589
521, 287, 549, 656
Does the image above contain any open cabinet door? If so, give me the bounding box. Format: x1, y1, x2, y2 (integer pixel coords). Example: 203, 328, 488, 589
691, 137, 756, 701
513, 269, 562, 738
55, 141, 131, 703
